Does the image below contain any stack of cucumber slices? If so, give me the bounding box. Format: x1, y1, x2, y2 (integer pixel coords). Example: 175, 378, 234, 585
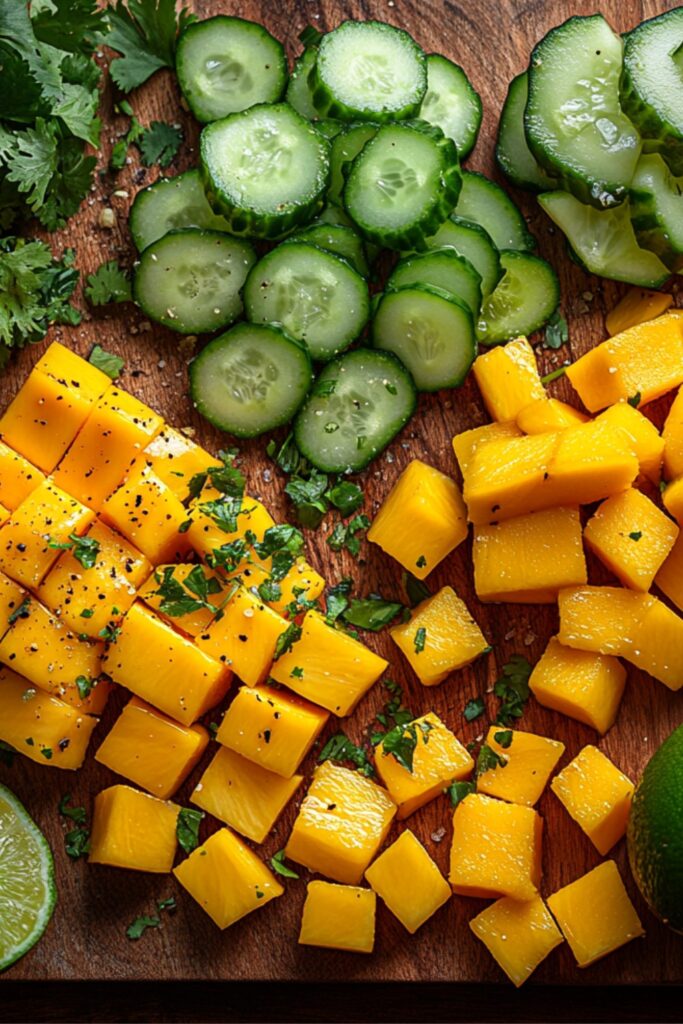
130, 16, 560, 472
496, 8, 683, 288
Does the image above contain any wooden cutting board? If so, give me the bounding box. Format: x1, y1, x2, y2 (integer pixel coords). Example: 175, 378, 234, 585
2, 0, 681, 985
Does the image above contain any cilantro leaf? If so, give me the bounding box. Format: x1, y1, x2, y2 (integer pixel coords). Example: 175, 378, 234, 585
284, 472, 329, 529
447, 780, 475, 808
104, 0, 196, 92
126, 914, 160, 940
326, 514, 371, 557
8, 596, 31, 626
493, 654, 532, 726
413, 626, 427, 653
85, 262, 131, 306
463, 697, 485, 722
324, 578, 352, 624
176, 807, 204, 854
75, 675, 94, 700
493, 729, 513, 749
628, 392, 642, 408
138, 120, 182, 167
58, 793, 87, 824
629, 531, 642, 541
31, 0, 107, 54
342, 596, 403, 632
318, 732, 374, 776
542, 311, 569, 350
475, 743, 507, 776
270, 850, 299, 879
380, 719, 432, 773
274, 622, 301, 660
0, 237, 79, 359
325, 481, 364, 516
89, 345, 125, 380
402, 571, 431, 608
64, 826, 90, 859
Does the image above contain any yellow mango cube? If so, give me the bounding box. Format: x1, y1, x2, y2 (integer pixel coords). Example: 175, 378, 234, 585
449, 793, 542, 900
655, 533, 683, 612
451, 420, 522, 476
598, 403, 664, 484
529, 637, 626, 734
270, 609, 388, 716
136, 426, 217, 500
605, 287, 673, 336
0, 441, 45, 511
374, 711, 473, 818
367, 459, 468, 579
96, 697, 209, 799
473, 336, 546, 422
390, 586, 489, 686
192, 746, 302, 844
137, 563, 228, 637
663, 386, 683, 480
285, 761, 396, 884
89, 785, 179, 873
195, 586, 289, 687
35, 341, 111, 401
269, 557, 325, 615
662, 475, 683, 524
100, 466, 190, 564
551, 745, 634, 855
516, 397, 588, 434
565, 345, 630, 412
477, 727, 565, 807
462, 431, 557, 524
547, 861, 644, 967
470, 895, 564, 987
299, 881, 376, 953
584, 488, 678, 591
364, 829, 450, 933
174, 827, 283, 928
473, 506, 586, 603
627, 597, 683, 691
547, 419, 640, 509
187, 492, 274, 560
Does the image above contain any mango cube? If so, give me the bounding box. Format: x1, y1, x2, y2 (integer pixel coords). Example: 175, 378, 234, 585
663, 386, 683, 480
547, 861, 644, 967
565, 345, 629, 412
473, 506, 586, 603
195, 586, 289, 687
516, 397, 587, 434
452, 420, 522, 476
528, 637, 626, 734
470, 895, 564, 987
270, 609, 388, 716
473, 336, 546, 422
662, 476, 683, 524
655, 533, 683, 612
188, 492, 274, 560
462, 431, 556, 524
35, 341, 112, 401
89, 784, 179, 873
476, 727, 564, 807
299, 882, 376, 953
367, 459, 468, 579
96, 697, 209, 799
449, 793, 542, 900
551, 745, 634, 855
598, 403, 664, 484
100, 466, 190, 564
174, 828, 283, 929
0, 441, 45, 511
390, 586, 489, 686
285, 761, 396, 884
136, 426, 217, 500
137, 563, 228, 637
364, 829, 450, 933
270, 557, 325, 615
374, 711, 473, 818
605, 287, 673, 336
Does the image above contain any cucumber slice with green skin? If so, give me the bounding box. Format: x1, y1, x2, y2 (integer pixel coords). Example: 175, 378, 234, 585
176, 16, 287, 123
621, 8, 683, 177
344, 120, 461, 251
294, 349, 417, 472
525, 15, 641, 210
133, 229, 256, 334
314, 205, 381, 266
387, 248, 482, 317
200, 103, 330, 239
286, 48, 319, 119
311, 21, 427, 122
372, 285, 476, 391
287, 224, 369, 278
496, 72, 558, 192
418, 54, 482, 159
190, 323, 312, 438
630, 153, 683, 270
129, 169, 234, 252
243, 242, 370, 362
539, 190, 670, 288
328, 122, 379, 205
454, 171, 534, 252
423, 215, 502, 296
476, 250, 559, 346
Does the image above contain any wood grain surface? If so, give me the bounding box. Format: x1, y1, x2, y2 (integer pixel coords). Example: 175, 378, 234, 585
1, 0, 682, 987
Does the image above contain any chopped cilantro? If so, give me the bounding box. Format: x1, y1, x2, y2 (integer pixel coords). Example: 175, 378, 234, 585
290, 666, 304, 679
273, 622, 301, 660
402, 572, 431, 608
475, 743, 507, 776
325, 481, 364, 516
493, 729, 513, 749
341, 595, 403, 632
447, 780, 475, 808
540, 365, 568, 385
85, 263, 131, 306
59, 794, 87, 825
413, 626, 427, 654
8, 596, 31, 625
493, 654, 532, 725
326, 514, 371, 557
270, 850, 299, 879
324, 578, 353, 624
176, 807, 204, 854
98, 621, 121, 643
64, 826, 90, 859
542, 311, 569, 350
416, 555, 427, 569
157, 896, 176, 912
628, 392, 642, 408
40, 747, 53, 760
80, 608, 94, 618
380, 719, 432, 773
463, 697, 485, 722
257, 579, 282, 603
318, 732, 374, 776
629, 531, 642, 541
75, 675, 94, 700
138, 120, 183, 167
126, 914, 161, 940
153, 564, 221, 619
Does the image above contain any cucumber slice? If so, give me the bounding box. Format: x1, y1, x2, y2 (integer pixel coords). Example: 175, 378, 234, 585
314, 119, 343, 141
344, 120, 461, 250
387, 248, 482, 317
454, 171, 534, 252
190, 323, 312, 437
622, 8, 683, 177
286, 48, 319, 119
418, 54, 482, 158
133, 229, 256, 334
315, 204, 381, 266
176, 16, 287, 123
525, 15, 641, 209
287, 224, 369, 277
476, 250, 559, 345
294, 349, 417, 472
539, 191, 670, 288
372, 285, 476, 391
129, 169, 233, 252
328, 122, 379, 205
496, 72, 558, 192
424, 215, 502, 296
200, 103, 330, 239
311, 21, 427, 121
630, 153, 683, 270
243, 241, 370, 361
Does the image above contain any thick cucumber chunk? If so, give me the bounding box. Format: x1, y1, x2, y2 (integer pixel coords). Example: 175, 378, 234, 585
372, 285, 476, 391
419, 54, 482, 158
294, 349, 417, 472
244, 242, 369, 361
200, 103, 330, 238
630, 154, 683, 270
525, 15, 641, 209
424, 216, 502, 296
387, 249, 482, 317
476, 250, 559, 345
454, 171, 534, 252
621, 9, 683, 176
286, 48, 319, 119
176, 17, 287, 123
287, 224, 369, 277
328, 122, 379, 205
133, 229, 256, 334
344, 120, 461, 250
496, 73, 558, 192
539, 191, 670, 288
129, 169, 234, 252
189, 323, 312, 437
311, 21, 427, 121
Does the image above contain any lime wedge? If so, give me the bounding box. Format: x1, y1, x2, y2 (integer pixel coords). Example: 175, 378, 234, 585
0, 784, 57, 972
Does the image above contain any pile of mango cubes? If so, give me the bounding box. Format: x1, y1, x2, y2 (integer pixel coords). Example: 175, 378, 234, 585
0, 298, 681, 985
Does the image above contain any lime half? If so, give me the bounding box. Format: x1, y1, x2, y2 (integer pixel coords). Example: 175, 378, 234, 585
0, 784, 57, 972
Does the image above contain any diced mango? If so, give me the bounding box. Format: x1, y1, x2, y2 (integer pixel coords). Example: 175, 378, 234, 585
529, 637, 626, 734
462, 431, 556, 523
597, 403, 664, 484
0, 568, 27, 631
627, 597, 683, 691
35, 341, 111, 402
547, 861, 644, 967
390, 586, 489, 686
285, 761, 396, 884
548, 418, 640, 508
187, 492, 274, 560
605, 288, 673, 336
269, 557, 325, 616
137, 563, 228, 637
470, 895, 564, 987
0, 503, 9, 526
662, 476, 683, 524
195, 586, 289, 688
473, 337, 546, 422
174, 827, 283, 928
365, 830, 450, 933
516, 397, 588, 434
551, 745, 633, 855
449, 793, 542, 900
476, 727, 564, 807
655, 533, 683, 612
89, 784, 179, 873
663, 386, 683, 480
100, 466, 190, 564
299, 881, 375, 953
367, 459, 468, 579
565, 345, 629, 412
136, 426, 217, 500
451, 420, 522, 476
0, 442, 45, 511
